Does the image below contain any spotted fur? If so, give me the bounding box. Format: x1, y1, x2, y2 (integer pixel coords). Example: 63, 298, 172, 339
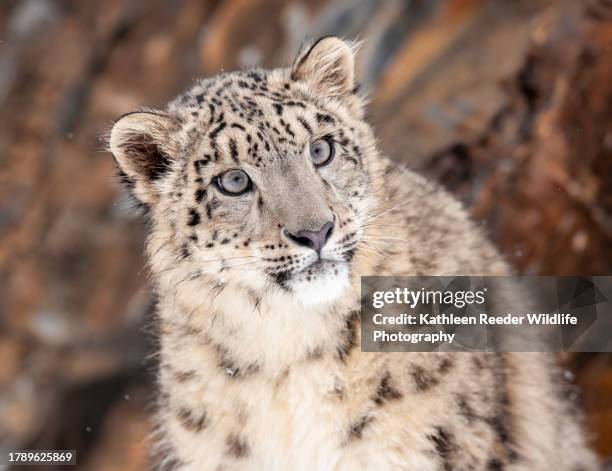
109, 37, 599, 470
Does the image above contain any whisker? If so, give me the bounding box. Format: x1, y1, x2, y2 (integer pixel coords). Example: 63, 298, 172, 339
365, 197, 415, 222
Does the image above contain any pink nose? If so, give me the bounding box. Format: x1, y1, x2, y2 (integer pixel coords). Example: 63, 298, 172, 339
284, 221, 334, 254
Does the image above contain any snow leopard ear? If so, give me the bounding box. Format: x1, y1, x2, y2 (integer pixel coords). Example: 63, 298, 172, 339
109, 111, 179, 204
291, 37, 357, 97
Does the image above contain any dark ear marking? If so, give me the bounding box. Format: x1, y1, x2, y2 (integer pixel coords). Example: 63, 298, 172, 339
109, 110, 179, 203
130, 137, 171, 181
290, 36, 356, 97
291, 36, 335, 80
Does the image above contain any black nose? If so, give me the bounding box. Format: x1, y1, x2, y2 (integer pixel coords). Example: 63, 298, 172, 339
284, 221, 334, 254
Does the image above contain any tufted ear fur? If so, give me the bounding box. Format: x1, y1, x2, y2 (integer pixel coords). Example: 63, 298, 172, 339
291, 37, 357, 97
109, 111, 179, 204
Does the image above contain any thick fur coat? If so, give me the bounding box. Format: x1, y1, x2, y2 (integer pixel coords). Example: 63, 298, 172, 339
109, 37, 599, 471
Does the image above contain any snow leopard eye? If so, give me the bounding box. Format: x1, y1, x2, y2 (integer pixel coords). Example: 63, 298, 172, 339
309, 138, 335, 167
215, 169, 252, 196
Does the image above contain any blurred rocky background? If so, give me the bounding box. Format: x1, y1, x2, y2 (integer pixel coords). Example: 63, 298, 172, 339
0, 0, 611, 469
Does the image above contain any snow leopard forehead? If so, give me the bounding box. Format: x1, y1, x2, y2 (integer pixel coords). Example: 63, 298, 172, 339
165, 67, 368, 172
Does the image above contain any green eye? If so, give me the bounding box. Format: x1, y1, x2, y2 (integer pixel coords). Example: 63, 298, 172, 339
215, 169, 252, 195
309, 138, 335, 167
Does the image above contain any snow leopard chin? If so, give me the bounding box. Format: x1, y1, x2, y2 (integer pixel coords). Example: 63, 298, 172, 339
287, 261, 350, 306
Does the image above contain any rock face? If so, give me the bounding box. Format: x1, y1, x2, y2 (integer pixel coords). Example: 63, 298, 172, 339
0, 0, 610, 469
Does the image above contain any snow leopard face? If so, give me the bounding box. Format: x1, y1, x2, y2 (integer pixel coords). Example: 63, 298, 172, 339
110, 37, 380, 305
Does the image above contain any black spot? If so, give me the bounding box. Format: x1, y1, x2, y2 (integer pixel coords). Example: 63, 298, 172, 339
487, 414, 511, 447
438, 357, 454, 374
195, 94, 204, 104
428, 426, 454, 471
247, 71, 263, 82
229, 138, 239, 163
216, 344, 260, 379
195, 188, 206, 203
176, 407, 207, 432
270, 269, 292, 288
344, 248, 356, 262
193, 157, 211, 173
487, 458, 505, 471
337, 311, 359, 362
306, 347, 324, 360
209, 122, 227, 140
273, 103, 283, 115
285, 100, 306, 109
226, 434, 249, 458
297, 116, 312, 135
348, 415, 373, 441
187, 209, 201, 226
279, 118, 295, 138
411, 365, 439, 391
316, 112, 335, 124
373, 372, 403, 406
457, 394, 478, 423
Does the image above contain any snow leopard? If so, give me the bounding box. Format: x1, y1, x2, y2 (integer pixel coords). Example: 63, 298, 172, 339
108, 37, 599, 471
